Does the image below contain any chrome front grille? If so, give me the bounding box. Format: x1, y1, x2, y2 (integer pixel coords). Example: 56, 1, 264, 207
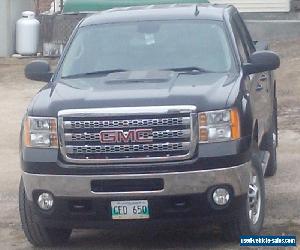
63, 117, 190, 129
58, 106, 197, 164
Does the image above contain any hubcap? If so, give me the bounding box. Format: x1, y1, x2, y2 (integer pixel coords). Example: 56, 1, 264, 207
248, 170, 261, 224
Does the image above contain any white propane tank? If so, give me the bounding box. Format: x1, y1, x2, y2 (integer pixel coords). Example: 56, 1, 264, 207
16, 11, 40, 56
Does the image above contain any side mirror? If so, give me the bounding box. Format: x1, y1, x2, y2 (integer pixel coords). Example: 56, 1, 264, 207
243, 51, 280, 75
25, 60, 53, 82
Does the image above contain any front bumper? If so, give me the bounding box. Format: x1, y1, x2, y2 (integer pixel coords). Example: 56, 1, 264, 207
23, 162, 251, 201
23, 162, 250, 229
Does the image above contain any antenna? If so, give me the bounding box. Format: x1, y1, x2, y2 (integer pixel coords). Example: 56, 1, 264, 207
194, 5, 199, 16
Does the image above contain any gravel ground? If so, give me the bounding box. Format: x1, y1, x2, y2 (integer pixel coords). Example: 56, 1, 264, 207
0, 39, 300, 249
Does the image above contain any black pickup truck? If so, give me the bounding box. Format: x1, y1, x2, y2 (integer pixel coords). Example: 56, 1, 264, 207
19, 4, 280, 247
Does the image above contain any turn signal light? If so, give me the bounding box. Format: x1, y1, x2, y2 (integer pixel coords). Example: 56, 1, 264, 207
230, 109, 241, 140
23, 116, 58, 148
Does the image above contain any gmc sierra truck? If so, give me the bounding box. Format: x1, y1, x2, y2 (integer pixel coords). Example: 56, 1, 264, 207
19, 4, 280, 247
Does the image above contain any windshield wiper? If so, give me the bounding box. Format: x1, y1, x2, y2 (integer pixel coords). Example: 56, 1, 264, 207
165, 67, 213, 74
61, 69, 128, 79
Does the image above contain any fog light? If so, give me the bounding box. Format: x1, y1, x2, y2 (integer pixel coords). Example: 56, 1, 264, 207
37, 193, 54, 210
212, 188, 230, 206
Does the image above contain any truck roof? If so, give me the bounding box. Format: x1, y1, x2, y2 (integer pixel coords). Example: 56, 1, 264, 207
80, 4, 233, 27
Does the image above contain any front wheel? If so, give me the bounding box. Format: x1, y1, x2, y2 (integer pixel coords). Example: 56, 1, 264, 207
19, 178, 72, 247
222, 155, 265, 241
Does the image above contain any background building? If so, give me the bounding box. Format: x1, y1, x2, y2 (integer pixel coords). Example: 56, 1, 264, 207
37, 0, 293, 13
0, 0, 33, 57
210, 0, 290, 12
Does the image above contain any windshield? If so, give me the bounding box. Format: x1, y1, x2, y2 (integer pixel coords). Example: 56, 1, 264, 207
60, 20, 234, 78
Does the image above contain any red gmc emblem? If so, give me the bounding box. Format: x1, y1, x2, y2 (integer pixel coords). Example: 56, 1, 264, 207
99, 129, 153, 144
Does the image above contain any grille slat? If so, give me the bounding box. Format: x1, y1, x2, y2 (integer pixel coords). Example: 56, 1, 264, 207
64, 129, 190, 142
66, 142, 190, 154
58, 106, 196, 164
63, 117, 190, 129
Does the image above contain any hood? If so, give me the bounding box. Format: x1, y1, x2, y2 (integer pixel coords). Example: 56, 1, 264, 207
29, 71, 239, 117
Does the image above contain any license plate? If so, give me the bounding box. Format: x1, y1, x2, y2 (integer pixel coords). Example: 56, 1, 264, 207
111, 200, 149, 220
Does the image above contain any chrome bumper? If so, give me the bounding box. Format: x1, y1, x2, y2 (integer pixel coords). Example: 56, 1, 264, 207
22, 162, 251, 201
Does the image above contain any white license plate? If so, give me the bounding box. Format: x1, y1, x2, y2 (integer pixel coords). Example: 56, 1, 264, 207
111, 200, 149, 220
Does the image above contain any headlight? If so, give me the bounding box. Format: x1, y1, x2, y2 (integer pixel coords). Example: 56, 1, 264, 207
23, 117, 58, 148
198, 109, 240, 143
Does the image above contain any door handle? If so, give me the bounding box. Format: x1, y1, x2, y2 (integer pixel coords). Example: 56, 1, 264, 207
256, 83, 264, 91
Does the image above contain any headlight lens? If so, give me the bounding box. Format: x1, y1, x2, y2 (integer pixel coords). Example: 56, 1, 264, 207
198, 109, 240, 143
24, 117, 58, 148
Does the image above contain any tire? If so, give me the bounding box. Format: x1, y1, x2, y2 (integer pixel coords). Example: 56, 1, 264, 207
19, 178, 72, 247
222, 154, 265, 241
264, 99, 278, 177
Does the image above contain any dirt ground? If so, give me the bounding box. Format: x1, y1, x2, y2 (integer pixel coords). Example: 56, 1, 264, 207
0, 39, 300, 250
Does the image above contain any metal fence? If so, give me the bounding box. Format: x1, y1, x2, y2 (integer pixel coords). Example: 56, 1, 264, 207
38, 13, 87, 56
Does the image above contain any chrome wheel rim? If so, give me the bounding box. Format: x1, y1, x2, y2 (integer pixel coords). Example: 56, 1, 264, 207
248, 169, 261, 224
